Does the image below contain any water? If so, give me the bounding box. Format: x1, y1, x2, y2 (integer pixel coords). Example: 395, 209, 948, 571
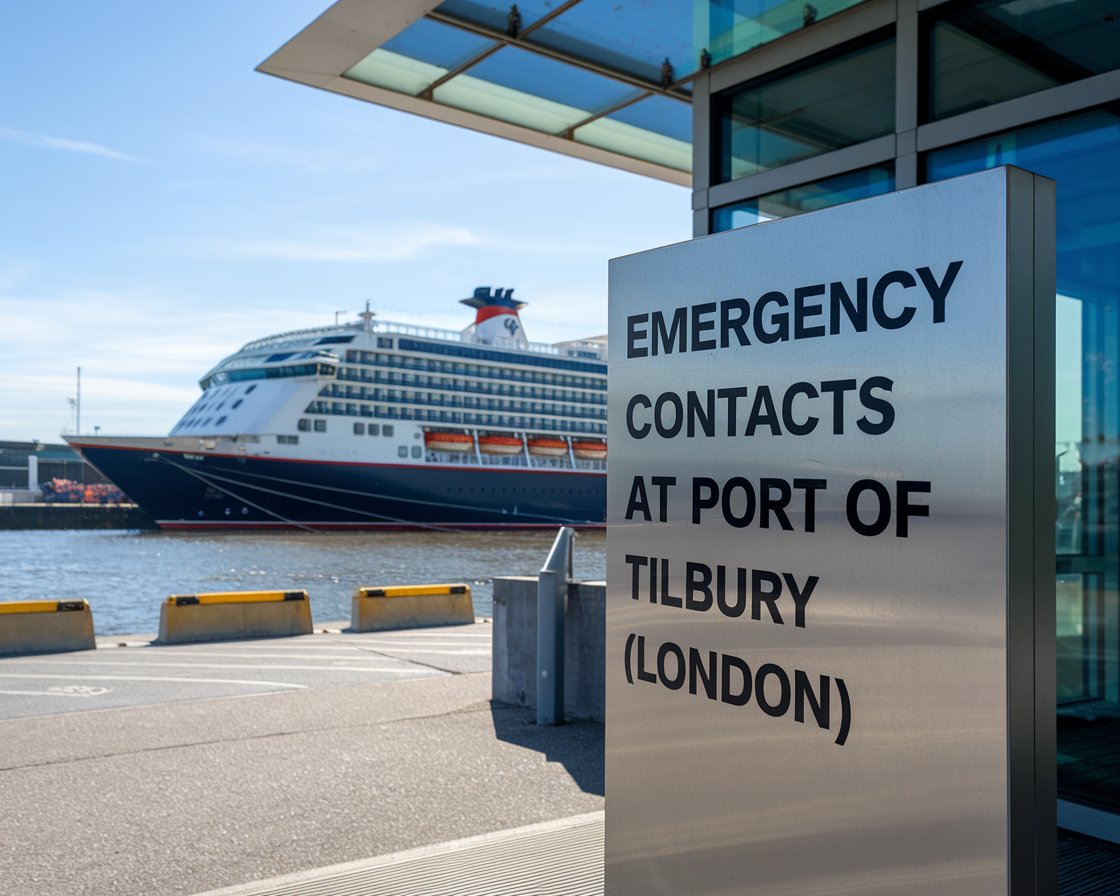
0, 529, 606, 636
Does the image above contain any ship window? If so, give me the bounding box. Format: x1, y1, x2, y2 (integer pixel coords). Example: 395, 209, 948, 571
232, 399, 243, 409
216, 416, 228, 426
411, 445, 422, 458
298, 418, 311, 432
383, 425, 394, 437
378, 337, 393, 348
277, 434, 299, 445
397, 445, 408, 458
354, 423, 365, 435
314, 420, 327, 432
368, 424, 380, 436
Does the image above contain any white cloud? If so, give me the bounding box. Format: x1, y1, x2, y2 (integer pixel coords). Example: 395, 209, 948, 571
0, 127, 144, 163
211, 223, 483, 262
0, 260, 36, 291
0, 290, 321, 439
197, 136, 386, 175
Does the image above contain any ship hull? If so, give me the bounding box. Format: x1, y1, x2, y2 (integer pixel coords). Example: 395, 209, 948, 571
71, 440, 605, 530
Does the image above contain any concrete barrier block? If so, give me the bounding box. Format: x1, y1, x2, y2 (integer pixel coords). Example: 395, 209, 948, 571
351, 583, 473, 632
491, 577, 605, 722
158, 590, 313, 644
0, 599, 96, 656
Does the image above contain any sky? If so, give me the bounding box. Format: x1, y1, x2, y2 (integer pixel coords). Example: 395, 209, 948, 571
0, 1, 690, 443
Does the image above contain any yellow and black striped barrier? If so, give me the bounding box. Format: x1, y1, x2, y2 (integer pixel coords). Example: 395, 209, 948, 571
351, 583, 474, 632
0, 599, 96, 656
158, 590, 313, 644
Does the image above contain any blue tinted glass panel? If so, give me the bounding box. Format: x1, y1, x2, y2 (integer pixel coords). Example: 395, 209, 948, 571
929, 0, 1120, 121
528, 0, 699, 84
705, 0, 866, 66
609, 94, 691, 143
715, 34, 895, 182
435, 0, 555, 31
711, 165, 894, 230
458, 45, 644, 113
382, 17, 496, 70
930, 109, 1120, 815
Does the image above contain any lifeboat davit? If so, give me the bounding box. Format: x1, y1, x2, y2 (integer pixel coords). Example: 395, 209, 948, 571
572, 440, 607, 460
424, 431, 474, 452
527, 438, 568, 457
478, 435, 523, 455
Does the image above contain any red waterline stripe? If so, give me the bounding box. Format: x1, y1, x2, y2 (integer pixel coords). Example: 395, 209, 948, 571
73, 444, 605, 477
158, 520, 604, 532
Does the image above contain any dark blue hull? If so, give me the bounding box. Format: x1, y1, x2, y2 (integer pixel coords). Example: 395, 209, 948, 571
73, 443, 605, 530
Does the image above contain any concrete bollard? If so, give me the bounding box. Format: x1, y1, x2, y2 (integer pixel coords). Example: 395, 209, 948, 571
0, 599, 96, 656
351, 583, 473, 632
158, 590, 313, 644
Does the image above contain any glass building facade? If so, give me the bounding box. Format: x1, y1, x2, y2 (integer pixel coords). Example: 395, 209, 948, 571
694, 0, 1120, 850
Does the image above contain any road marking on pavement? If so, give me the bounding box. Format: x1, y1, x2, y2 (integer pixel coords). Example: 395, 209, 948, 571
207, 636, 493, 648
50, 685, 111, 696
0, 673, 308, 689
1, 659, 446, 674
109, 648, 485, 661
357, 647, 491, 656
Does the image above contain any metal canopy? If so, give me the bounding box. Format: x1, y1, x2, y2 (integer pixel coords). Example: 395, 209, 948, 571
259, 0, 864, 183
258, 0, 693, 184
258, 0, 866, 185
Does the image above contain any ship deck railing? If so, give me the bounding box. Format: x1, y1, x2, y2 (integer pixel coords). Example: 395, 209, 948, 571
428, 451, 606, 472
241, 319, 605, 361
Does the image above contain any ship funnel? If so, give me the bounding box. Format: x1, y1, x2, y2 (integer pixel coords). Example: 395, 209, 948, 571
461, 286, 528, 347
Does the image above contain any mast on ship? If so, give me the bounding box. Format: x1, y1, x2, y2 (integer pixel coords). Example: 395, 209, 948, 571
359, 300, 376, 334
461, 287, 528, 348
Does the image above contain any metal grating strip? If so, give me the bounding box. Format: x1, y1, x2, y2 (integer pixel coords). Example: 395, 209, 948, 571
1058, 830, 1120, 895
194, 812, 604, 896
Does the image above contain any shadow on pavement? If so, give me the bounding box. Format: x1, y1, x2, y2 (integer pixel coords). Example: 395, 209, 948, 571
490, 700, 604, 796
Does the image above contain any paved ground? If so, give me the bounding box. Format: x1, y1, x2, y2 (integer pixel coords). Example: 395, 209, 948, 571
0, 623, 490, 719
0, 624, 604, 896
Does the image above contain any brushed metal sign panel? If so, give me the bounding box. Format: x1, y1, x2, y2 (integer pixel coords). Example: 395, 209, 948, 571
606, 168, 1054, 894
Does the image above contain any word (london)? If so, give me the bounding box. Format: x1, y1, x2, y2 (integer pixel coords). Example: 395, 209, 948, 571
623, 632, 852, 745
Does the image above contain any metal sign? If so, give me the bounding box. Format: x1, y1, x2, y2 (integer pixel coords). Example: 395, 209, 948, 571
606, 168, 1055, 894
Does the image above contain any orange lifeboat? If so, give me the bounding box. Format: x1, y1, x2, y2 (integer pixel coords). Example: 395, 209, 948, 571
478, 434, 523, 455
572, 440, 607, 460
527, 437, 568, 457
424, 430, 474, 452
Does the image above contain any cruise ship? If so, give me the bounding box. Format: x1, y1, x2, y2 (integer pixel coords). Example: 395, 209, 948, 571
67, 288, 607, 530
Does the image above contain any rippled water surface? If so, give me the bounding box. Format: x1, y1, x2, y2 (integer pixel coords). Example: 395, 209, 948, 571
1, 529, 606, 635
